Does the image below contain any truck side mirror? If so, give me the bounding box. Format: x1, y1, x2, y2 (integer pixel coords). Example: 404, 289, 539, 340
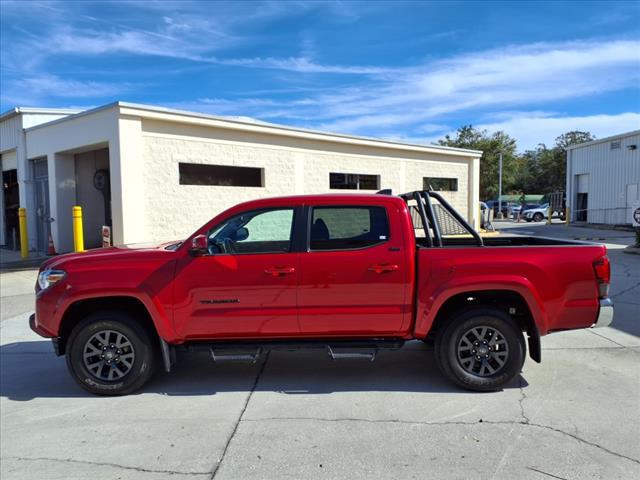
235, 227, 249, 242
190, 234, 209, 256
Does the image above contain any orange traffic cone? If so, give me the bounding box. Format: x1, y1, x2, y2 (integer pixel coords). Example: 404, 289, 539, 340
47, 233, 57, 256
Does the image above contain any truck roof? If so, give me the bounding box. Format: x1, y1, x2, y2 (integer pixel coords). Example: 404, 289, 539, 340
231, 193, 406, 210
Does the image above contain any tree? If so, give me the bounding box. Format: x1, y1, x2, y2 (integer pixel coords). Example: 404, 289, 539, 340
512, 146, 544, 193
438, 125, 519, 200
534, 131, 596, 193
554, 131, 595, 150
438, 127, 595, 198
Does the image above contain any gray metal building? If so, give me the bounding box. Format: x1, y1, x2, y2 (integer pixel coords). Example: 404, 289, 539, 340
566, 130, 640, 225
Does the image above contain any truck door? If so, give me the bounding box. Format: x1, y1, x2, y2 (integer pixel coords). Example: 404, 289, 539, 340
297, 204, 409, 336
173, 207, 300, 339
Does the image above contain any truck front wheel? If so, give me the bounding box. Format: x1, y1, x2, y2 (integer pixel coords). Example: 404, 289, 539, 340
65, 311, 157, 395
434, 308, 525, 391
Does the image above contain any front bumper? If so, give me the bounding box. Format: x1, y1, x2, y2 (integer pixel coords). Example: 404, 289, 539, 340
29, 313, 49, 337
593, 298, 614, 328
29, 314, 63, 355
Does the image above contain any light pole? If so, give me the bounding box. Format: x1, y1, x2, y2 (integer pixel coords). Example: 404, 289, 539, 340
497, 151, 503, 219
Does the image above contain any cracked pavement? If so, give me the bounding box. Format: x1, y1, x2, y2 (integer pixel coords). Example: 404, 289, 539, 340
1, 223, 639, 479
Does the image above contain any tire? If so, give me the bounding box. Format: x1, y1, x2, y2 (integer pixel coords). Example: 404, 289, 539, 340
525, 218, 532, 223
533, 212, 544, 222
434, 308, 525, 392
65, 311, 157, 395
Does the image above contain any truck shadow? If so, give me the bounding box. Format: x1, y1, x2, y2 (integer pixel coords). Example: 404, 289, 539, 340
0, 340, 527, 401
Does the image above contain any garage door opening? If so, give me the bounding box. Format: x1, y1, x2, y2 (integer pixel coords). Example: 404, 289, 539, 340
3, 168, 19, 250
575, 174, 589, 222
75, 148, 111, 249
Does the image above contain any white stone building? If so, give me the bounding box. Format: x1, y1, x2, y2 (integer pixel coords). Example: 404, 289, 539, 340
566, 130, 640, 225
1, 102, 481, 254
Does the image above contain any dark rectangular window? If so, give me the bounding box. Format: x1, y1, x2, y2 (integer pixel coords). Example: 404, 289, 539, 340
330, 172, 380, 190
423, 177, 458, 191
179, 163, 263, 187
310, 206, 389, 251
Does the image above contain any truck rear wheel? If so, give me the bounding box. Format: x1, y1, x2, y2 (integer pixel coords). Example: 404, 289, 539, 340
434, 308, 525, 391
65, 311, 157, 395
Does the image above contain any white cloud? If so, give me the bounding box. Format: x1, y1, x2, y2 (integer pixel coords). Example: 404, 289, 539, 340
475, 112, 640, 150
158, 39, 639, 138
1, 74, 129, 106
211, 56, 389, 74
355, 112, 640, 151
41, 25, 237, 61
23, 27, 387, 75
3, 0, 638, 148
302, 40, 640, 133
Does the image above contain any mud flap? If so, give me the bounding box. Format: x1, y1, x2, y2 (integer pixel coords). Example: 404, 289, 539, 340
159, 338, 176, 372
527, 328, 541, 363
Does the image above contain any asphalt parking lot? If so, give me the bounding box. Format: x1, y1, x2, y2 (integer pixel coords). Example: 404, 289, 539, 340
1, 223, 639, 480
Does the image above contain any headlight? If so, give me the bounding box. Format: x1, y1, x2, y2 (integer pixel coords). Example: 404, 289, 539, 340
38, 269, 66, 291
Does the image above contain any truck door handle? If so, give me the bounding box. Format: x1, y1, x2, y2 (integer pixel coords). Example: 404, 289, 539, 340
264, 266, 296, 276
368, 263, 399, 274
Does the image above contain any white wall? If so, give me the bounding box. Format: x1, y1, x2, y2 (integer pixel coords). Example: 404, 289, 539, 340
26, 109, 118, 159
47, 153, 76, 252
26, 108, 120, 249
1, 112, 75, 249
16, 105, 480, 250
111, 116, 146, 245
138, 119, 477, 242
0, 115, 21, 152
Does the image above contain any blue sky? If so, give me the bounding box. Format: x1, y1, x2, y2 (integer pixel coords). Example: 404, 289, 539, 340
1, 0, 639, 150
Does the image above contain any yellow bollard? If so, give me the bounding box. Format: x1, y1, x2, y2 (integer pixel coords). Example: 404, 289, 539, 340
72, 206, 85, 252
565, 207, 570, 226
547, 206, 552, 225
18, 207, 28, 259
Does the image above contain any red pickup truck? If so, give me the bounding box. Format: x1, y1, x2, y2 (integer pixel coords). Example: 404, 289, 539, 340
30, 190, 613, 395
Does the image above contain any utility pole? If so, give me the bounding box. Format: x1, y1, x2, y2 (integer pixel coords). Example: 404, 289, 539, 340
497, 152, 503, 219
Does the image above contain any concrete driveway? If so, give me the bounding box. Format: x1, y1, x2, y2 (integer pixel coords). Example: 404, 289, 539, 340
1, 225, 639, 480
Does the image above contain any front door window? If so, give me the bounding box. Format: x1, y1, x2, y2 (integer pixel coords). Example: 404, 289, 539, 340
209, 208, 294, 254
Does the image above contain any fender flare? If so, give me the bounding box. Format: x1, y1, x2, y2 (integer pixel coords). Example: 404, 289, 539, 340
414, 277, 548, 362
55, 290, 179, 344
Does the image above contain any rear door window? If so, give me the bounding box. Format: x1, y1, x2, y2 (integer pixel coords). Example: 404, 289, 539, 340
309, 206, 389, 251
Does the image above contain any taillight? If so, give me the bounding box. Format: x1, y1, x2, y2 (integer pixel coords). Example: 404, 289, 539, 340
593, 256, 610, 298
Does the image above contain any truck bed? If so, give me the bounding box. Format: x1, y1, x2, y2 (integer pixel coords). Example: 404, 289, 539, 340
416, 235, 592, 248
413, 239, 607, 337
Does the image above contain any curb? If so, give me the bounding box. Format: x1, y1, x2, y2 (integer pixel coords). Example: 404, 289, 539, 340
572, 223, 636, 233
623, 246, 640, 256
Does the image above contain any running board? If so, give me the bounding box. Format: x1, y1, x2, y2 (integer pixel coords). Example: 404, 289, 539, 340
327, 346, 377, 362
211, 347, 263, 363
181, 338, 404, 364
